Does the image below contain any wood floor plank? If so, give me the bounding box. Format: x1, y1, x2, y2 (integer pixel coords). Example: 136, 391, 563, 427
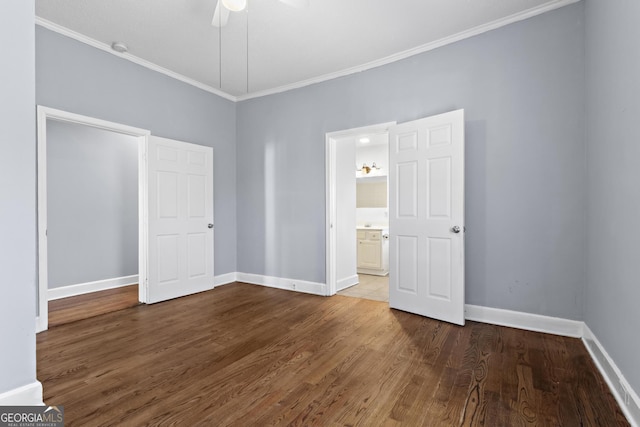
37, 282, 630, 426
48, 284, 139, 327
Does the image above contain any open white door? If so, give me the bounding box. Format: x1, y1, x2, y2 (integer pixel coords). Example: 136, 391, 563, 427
389, 109, 465, 325
146, 136, 214, 304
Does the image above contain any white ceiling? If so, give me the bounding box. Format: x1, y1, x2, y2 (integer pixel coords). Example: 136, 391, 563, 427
35, 0, 574, 100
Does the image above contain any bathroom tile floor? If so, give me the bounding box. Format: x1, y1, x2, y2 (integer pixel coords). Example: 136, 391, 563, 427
337, 274, 389, 302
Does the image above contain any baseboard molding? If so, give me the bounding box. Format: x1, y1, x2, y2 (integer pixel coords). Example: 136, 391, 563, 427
48, 275, 138, 301
236, 272, 326, 296
464, 304, 584, 338
337, 274, 359, 291
583, 325, 640, 427
0, 381, 43, 406
357, 268, 389, 277
35, 316, 46, 334
214, 272, 237, 287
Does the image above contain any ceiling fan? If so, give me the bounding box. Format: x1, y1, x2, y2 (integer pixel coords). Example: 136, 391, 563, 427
212, 0, 309, 27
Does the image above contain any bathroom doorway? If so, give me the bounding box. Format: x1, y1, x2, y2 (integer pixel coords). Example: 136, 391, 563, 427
325, 122, 394, 302
327, 110, 465, 324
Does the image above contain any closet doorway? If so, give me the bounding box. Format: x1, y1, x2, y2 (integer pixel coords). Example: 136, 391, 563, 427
36, 107, 149, 332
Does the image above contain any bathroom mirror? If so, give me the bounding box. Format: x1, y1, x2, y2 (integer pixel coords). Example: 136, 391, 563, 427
356, 179, 387, 208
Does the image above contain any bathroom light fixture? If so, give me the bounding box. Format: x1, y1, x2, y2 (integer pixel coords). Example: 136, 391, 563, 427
357, 162, 381, 175
222, 0, 247, 12
111, 42, 128, 53
359, 137, 370, 144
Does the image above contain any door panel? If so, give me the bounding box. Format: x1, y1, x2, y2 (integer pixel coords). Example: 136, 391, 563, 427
389, 109, 465, 325
397, 161, 418, 218
147, 136, 214, 303
396, 235, 418, 294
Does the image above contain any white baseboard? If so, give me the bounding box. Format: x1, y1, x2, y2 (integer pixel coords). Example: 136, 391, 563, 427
583, 325, 640, 427
464, 304, 584, 338
0, 381, 43, 406
48, 275, 138, 301
35, 316, 46, 334
236, 272, 326, 296
214, 272, 237, 287
337, 274, 359, 291
357, 268, 389, 276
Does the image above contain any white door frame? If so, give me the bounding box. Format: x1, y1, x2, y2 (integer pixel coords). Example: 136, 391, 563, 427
36, 106, 150, 332
325, 122, 395, 296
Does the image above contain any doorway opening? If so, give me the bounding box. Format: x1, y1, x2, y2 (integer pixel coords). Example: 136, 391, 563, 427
326, 110, 466, 325
325, 122, 395, 301
36, 106, 150, 332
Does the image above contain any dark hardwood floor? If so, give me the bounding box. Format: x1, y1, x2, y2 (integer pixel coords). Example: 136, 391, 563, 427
37, 282, 628, 426
48, 284, 139, 327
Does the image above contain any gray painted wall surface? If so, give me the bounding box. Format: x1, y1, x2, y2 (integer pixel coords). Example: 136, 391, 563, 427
237, 4, 586, 319
0, 0, 37, 394
47, 120, 138, 288
585, 0, 640, 393
36, 27, 237, 276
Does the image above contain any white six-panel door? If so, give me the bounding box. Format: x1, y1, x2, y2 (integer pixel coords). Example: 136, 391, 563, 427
147, 136, 214, 304
389, 109, 465, 325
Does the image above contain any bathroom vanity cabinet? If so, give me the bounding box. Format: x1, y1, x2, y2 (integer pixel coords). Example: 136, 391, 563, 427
357, 227, 389, 276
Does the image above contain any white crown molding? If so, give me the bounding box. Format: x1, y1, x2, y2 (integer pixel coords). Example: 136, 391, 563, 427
0, 381, 43, 406
35, 17, 237, 102
236, 0, 581, 101
37, 1, 579, 103
583, 325, 640, 427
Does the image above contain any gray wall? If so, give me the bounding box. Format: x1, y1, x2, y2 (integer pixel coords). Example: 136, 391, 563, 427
585, 0, 640, 394
47, 120, 138, 288
0, 0, 37, 395
36, 27, 237, 276
237, 4, 586, 319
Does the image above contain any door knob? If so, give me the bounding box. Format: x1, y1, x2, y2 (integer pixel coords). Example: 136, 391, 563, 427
451, 225, 461, 233
208, 224, 214, 229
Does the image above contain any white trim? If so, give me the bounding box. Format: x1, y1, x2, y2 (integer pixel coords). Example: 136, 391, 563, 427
47, 275, 138, 301
35, 18, 236, 103
36, 1, 578, 103
35, 316, 46, 334
356, 268, 389, 277
464, 304, 584, 338
37, 106, 150, 333
325, 123, 396, 297
236, 0, 580, 101
0, 382, 43, 406
336, 274, 359, 292
583, 325, 640, 427
214, 272, 238, 287
236, 273, 326, 296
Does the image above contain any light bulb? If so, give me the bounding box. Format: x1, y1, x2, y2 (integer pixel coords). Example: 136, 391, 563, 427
222, 0, 247, 12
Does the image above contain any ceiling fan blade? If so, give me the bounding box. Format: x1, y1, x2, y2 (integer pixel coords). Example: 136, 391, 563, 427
278, 0, 309, 8
212, 0, 230, 27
